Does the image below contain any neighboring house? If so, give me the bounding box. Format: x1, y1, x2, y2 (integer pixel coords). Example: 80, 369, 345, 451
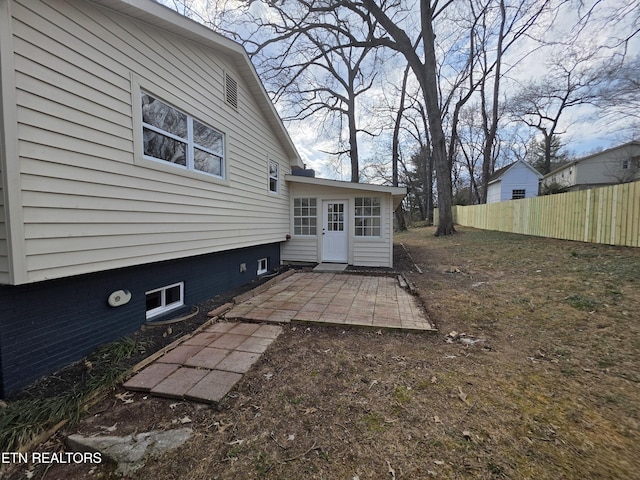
486, 160, 543, 204
541, 141, 640, 191
0, 0, 405, 397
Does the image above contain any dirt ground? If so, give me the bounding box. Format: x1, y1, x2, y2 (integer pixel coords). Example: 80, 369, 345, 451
8, 225, 640, 479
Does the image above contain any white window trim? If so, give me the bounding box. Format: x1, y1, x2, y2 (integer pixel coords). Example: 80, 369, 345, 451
131, 77, 231, 186
257, 258, 268, 275
512, 189, 526, 200
145, 282, 184, 319
293, 197, 318, 236
268, 159, 279, 194
354, 197, 382, 238
141, 91, 225, 179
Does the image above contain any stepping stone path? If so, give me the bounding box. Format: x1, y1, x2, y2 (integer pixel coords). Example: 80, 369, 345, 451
124, 322, 282, 404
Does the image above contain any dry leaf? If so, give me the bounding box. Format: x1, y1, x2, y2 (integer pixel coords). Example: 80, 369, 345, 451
303, 407, 318, 415
227, 439, 244, 446
430, 376, 437, 384
216, 421, 234, 433
288, 434, 295, 441
457, 387, 468, 403
180, 416, 192, 424
115, 392, 134, 404
386, 460, 396, 479
463, 430, 472, 440
433, 416, 442, 424
100, 423, 118, 433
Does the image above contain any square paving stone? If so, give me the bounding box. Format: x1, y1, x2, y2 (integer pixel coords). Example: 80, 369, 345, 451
157, 345, 206, 364
184, 347, 230, 369
151, 367, 209, 399
229, 323, 261, 336
185, 370, 243, 404
216, 351, 261, 373
124, 363, 180, 392
209, 333, 249, 350
183, 332, 222, 347
252, 325, 283, 339
236, 336, 273, 354
205, 322, 237, 333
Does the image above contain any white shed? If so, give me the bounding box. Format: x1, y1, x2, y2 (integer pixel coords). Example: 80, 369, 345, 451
486, 160, 543, 203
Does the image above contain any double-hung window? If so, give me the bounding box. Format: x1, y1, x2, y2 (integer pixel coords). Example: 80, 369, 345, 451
355, 197, 381, 237
141, 91, 224, 178
269, 160, 279, 193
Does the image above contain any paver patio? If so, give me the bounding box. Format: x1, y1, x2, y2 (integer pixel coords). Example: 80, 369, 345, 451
226, 272, 434, 331
124, 322, 283, 404
124, 271, 433, 405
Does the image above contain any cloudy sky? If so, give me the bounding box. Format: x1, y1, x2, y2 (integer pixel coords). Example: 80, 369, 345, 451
164, 0, 639, 181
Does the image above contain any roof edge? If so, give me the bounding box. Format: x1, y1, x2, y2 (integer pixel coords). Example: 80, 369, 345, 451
89, 0, 302, 165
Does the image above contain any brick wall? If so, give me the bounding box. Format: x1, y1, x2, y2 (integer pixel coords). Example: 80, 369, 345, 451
0, 243, 280, 397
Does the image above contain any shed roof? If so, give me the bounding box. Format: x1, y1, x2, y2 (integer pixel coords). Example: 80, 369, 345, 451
488, 160, 543, 184
285, 175, 407, 210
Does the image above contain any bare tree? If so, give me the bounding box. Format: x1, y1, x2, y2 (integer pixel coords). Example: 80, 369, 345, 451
339, 0, 456, 235
240, 5, 384, 183
509, 47, 610, 173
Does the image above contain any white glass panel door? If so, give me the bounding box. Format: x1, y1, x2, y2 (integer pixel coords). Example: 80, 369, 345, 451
322, 200, 348, 262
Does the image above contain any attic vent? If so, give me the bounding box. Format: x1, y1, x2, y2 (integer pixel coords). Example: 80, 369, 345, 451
225, 73, 238, 109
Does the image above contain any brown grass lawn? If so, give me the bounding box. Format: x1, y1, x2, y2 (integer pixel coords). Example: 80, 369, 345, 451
27, 225, 640, 480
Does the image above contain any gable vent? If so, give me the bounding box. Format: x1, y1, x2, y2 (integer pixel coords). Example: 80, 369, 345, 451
225, 73, 238, 109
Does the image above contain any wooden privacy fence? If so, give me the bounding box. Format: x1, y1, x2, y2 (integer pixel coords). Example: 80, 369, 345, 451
436, 180, 640, 247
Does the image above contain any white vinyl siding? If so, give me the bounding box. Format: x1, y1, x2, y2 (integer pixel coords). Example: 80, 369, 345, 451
8, 0, 294, 283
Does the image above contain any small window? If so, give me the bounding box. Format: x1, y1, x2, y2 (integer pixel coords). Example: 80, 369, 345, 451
257, 258, 268, 275
293, 198, 317, 235
269, 160, 279, 193
355, 197, 381, 237
622, 159, 630, 170
145, 282, 184, 319
142, 91, 224, 178
512, 189, 526, 199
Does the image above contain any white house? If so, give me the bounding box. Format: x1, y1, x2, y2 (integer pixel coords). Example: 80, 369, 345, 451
486, 160, 543, 204
0, 0, 405, 396
541, 141, 640, 191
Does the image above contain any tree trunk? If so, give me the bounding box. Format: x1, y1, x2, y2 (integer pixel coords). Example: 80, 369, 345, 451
420, 0, 454, 235
348, 96, 359, 182
395, 207, 407, 232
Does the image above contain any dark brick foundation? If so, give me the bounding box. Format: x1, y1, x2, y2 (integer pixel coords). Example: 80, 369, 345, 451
0, 243, 280, 397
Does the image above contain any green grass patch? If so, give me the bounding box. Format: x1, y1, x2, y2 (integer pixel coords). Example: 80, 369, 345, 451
565, 294, 599, 311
